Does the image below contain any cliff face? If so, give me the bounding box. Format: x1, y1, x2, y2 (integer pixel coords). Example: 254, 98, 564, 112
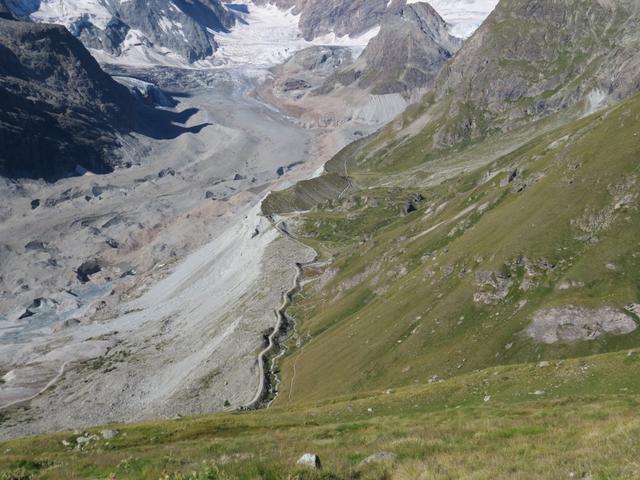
328, 1, 463, 97
0, 17, 136, 180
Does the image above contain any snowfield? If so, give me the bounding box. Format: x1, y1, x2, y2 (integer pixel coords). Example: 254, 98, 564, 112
215, 3, 379, 67
424, 0, 499, 38
6, 0, 498, 67
5, 0, 110, 28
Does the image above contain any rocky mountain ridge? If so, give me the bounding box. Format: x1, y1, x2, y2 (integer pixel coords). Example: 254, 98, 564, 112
431, 0, 640, 146
324, 0, 463, 97
5, 0, 237, 64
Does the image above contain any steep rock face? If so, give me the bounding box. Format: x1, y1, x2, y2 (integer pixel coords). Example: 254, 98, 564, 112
0, 17, 136, 180
255, 0, 390, 40
5, 0, 237, 63
432, 0, 640, 145
325, 1, 463, 97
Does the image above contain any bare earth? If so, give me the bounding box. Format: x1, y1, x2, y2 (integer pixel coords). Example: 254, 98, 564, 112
0, 66, 381, 439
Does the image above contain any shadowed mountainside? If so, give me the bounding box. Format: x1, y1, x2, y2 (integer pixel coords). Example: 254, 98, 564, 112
0, 16, 135, 180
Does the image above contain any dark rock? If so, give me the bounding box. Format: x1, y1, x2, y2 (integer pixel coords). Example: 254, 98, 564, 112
134, 176, 153, 184
158, 168, 176, 178
276, 161, 304, 177
91, 185, 108, 197
205, 191, 216, 199
233, 173, 246, 181
102, 215, 125, 229
30, 199, 40, 210
24, 240, 48, 252
282, 78, 311, 92
105, 238, 120, 249
402, 193, 424, 215
18, 297, 53, 319
76, 259, 102, 283
44, 188, 84, 207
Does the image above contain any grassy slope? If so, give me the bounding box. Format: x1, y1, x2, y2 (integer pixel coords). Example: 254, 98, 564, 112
262, 174, 353, 216
274, 93, 640, 404
1, 350, 640, 479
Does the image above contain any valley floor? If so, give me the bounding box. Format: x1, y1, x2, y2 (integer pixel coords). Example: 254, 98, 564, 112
0, 66, 374, 439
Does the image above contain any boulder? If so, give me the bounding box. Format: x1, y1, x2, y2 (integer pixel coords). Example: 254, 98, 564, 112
101, 429, 119, 440
361, 451, 397, 465
24, 240, 48, 252
158, 168, 176, 178
76, 259, 102, 283
283, 78, 311, 92
105, 238, 120, 249
296, 453, 321, 469
401, 193, 424, 215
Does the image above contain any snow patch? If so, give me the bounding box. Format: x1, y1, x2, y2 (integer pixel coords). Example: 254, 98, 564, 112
27, 0, 113, 30
585, 88, 607, 115
215, 3, 378, 67
410, 0, 499, 38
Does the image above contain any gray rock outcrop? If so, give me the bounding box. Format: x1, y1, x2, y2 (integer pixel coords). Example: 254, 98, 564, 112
296, 453, 322, 469
361, 451, 397, 465
525, 306, 637, 344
